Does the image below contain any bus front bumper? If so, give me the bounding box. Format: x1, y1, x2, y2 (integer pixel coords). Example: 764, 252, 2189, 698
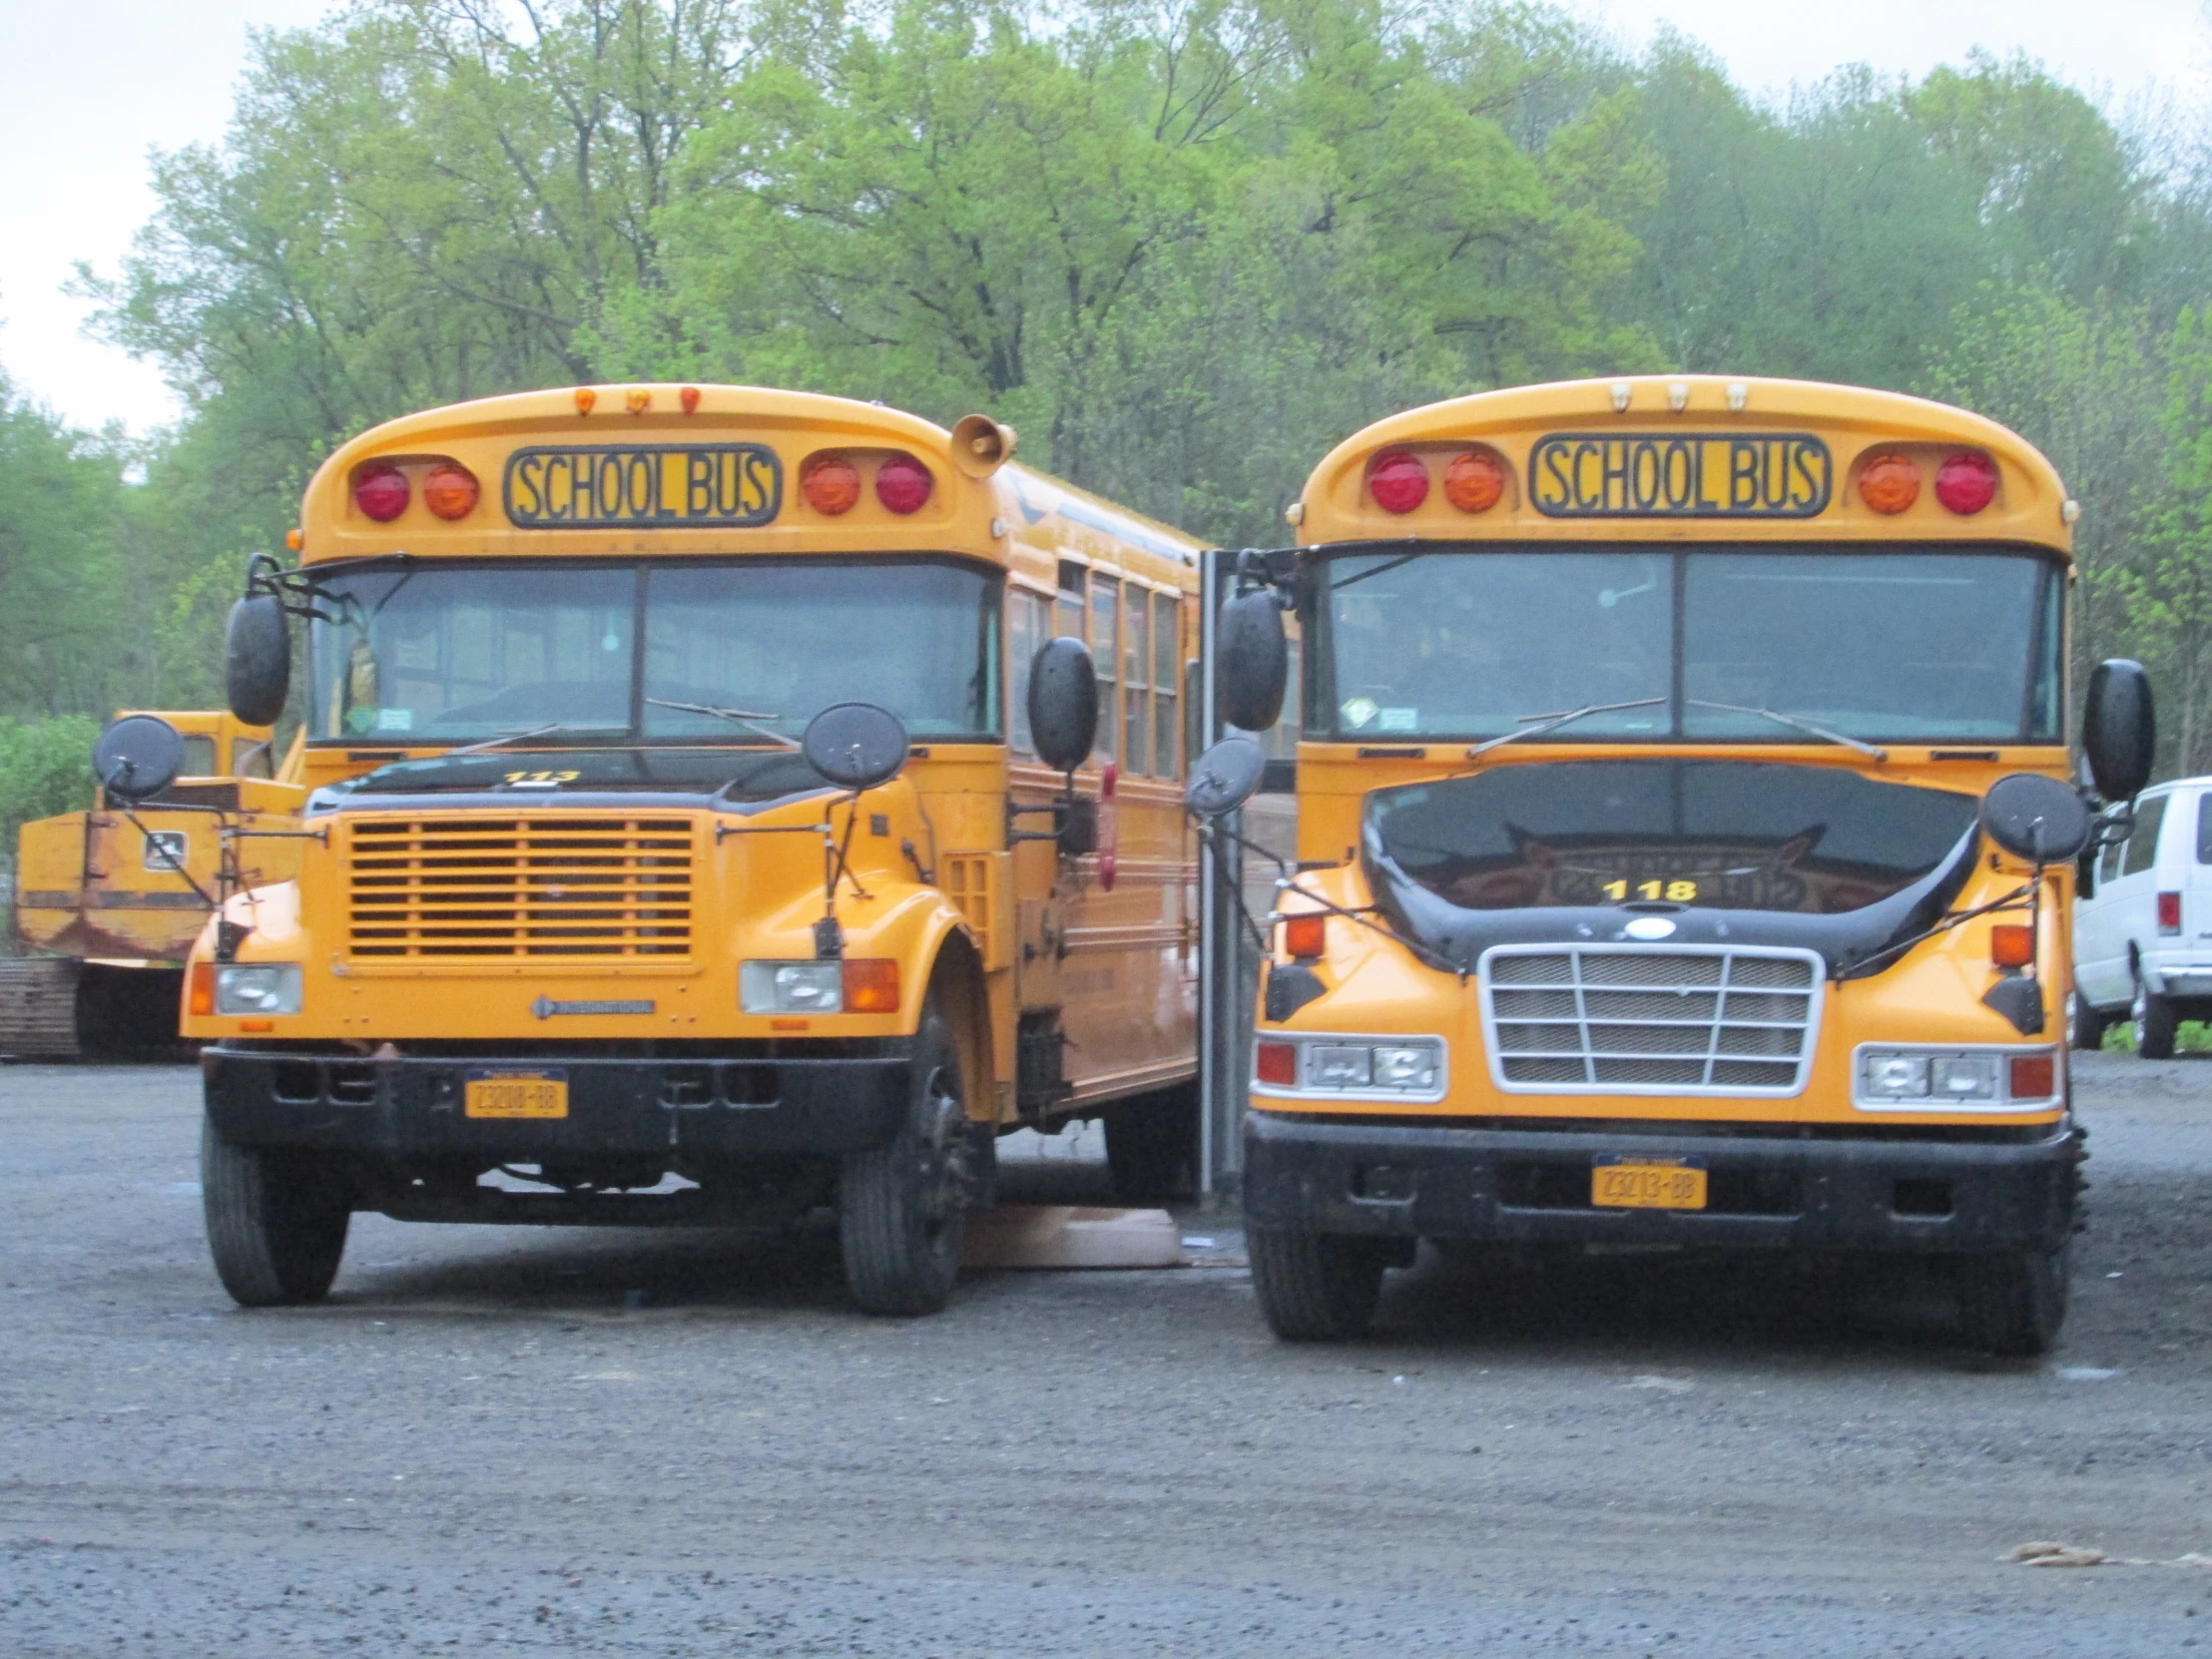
1243, 1109, 2081, 1253
204, 1042, 912, 1161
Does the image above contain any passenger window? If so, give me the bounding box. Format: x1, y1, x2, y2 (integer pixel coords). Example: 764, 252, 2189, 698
1089, 576, 1118, 766
2098, 821, 2126, 884
1123, 591, 1151, 776
1006, 589, 1050, 757
1154, 593, 1181, 778
2122, 794, 2167, 877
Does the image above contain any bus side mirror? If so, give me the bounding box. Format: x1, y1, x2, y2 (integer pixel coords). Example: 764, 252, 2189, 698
803, 702, 908, 791
1186, 736, 1266, 819
1027, 638, 1098, 774
226, 593, 290, 728
1980, 774, 2093, 863
92, 715, 187, 805
2083, 658, 2154, 804
1217, 589, 1287, 734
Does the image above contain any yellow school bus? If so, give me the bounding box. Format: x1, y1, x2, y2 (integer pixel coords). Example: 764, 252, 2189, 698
6, 711, 300, 1057
1201, 375, 2153, 1354
186, 385, 1202, 1314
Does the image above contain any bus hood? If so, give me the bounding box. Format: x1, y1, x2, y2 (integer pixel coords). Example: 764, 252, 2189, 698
306, 746, 840, 816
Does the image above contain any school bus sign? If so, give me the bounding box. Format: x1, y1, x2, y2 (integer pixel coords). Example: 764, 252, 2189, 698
1529, 431, 1832, 518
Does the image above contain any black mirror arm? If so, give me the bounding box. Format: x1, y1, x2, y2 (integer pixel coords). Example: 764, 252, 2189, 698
1834, 877, 2039, 983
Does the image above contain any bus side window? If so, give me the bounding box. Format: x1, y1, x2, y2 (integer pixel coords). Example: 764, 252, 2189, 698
2121, 795, 2166, 878
179, 736, 217, 778
1154, 592, 1180, 778
1007, 589, 1049, 757
1089, 575, 1119, 766
231, 738, 274, 780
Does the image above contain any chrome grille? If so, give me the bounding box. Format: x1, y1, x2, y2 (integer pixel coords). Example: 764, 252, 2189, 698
346, 815, 697, 960
1479, 944, 1822, 1095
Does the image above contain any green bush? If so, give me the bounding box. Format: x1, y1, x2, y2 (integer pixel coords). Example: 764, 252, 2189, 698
0, 717, 101, 859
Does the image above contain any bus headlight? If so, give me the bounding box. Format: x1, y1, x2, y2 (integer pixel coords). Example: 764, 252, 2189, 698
1856, 1046, 2054, 1109
214, 963, 301, 1016
741, 961, 842, 1013
1253, 1035, 1445, 1100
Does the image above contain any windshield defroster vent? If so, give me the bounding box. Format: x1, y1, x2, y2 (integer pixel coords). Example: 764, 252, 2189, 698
1478, 944, 1822, 1096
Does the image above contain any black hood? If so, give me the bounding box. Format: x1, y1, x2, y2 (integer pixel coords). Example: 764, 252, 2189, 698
1362, 760, 1982, 979
309, 746, 839, 815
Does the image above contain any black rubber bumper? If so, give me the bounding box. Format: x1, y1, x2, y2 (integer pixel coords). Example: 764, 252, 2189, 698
204, 1044, 912, 1160
1243, 1110, 2080, 1253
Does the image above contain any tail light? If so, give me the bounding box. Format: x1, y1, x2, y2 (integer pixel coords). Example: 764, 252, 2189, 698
2159, 890, 2182, 934
1858, 452, 1920, 514
802, 453, 861, 515
1283, 914, 1327, 958
421, 462, 479, 520
1990, 923, 2034, 967
874, 454, 934, 514
1368, 451, 1429, 514
1442, 448, 1505, 513
840, 958, 900, 1012
2007, 1053, 2056, 1101
1935, 450, 1997, 514
1255, 1040, 1298, 1086
353, 462, 410, 522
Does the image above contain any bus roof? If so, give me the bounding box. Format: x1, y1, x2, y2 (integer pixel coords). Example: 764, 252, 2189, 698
294, 383, 1202, 591
1297, 375, 2074, 558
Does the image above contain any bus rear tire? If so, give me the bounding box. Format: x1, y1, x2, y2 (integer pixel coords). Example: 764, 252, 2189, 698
1958, 1241, 2069, 1358
1104, 1085, 1200, 1204
2133, 976, 2178, 1060
1248, 1224, 1385, 1341
839, 998, 969, 1318
201, 1117, 350, 1308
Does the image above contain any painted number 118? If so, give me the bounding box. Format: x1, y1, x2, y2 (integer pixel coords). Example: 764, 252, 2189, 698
1603, 878, 1699, 901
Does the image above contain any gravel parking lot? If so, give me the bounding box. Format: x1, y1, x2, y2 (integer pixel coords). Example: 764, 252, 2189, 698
5, 1052, 2212, 1655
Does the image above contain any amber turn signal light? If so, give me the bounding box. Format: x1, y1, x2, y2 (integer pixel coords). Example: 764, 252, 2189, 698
422, 462, 479, 520
1858, 451, 1920, 514
1443, 447, 1505, 513
1283, 913, 1327, 958
802, 453, 861, 515
188, 962, 216, 1017
841, 958, 900, 1013
1990, 924, 2034, 968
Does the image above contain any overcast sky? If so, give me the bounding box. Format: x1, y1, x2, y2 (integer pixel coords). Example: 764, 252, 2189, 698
0, 0, 2202, 438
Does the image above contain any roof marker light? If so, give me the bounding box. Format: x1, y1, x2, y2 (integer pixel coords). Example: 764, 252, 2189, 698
680, 386, 701, 414
1668, 380, 1690, 412
1610, 380, 1632, 412
575, 387, 597, 414
284, 528, 303, 552
353, 462, 409, 523
1935, 450, 1998, 515
1443, 448, 1505, 513
874, 453, 934, 515
2062, 498, 2082, 524
1727, 380, 1749, 411
802, 453, 861, 515
1858, 452, 1921, 515
626, 388, 651, 415
1368, 450, 1429, 514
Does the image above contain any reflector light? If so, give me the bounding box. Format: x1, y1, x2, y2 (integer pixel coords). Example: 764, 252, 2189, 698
352, 462, 409, 522
1283, 914, 1327, 958
841, 958, 900, 1013
1255, 1041, 1298, 1086
1935, 450, 1998, 514
1443, 448, 1505, 513
188, 961, 215, 1017
1858, 451, 1920, 514
2159, 890, 2182, 934
801, 453, 861, 516
2008, 1053, 2056, 1100
1990, 923, 2034, 968
874, 454, 934, 514
1368, 450, 1429, 514
421, 462, 479, 520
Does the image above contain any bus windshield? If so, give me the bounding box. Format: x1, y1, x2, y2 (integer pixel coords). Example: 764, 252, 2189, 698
1317, 546, 2062, 744
306, 558, 1000, 744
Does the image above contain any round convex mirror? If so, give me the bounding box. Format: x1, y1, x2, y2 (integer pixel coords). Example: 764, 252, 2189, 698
802, 702, 909, 791
1980, 773, 2093, 863
92, 715, 188, 804
1185, 736, 1267, 819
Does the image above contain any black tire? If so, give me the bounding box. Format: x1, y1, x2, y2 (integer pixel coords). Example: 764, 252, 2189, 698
2133, 974, 2178, 1060
2068, 992, 2108, 1052
200, 1117, 351, 1308
1248, 1223, 1386, 1341
1958, 1241, 2070, 1357
839, 996, 971, 1317
1104, 1085, 1200, 1204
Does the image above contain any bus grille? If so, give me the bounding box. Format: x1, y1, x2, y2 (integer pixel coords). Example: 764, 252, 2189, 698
346, 816, 697, 960
1478, 944, 1822, 1095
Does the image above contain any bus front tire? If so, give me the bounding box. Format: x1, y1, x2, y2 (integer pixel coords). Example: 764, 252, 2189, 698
1104, 1086, 1200, 1204
2132, 976, 2178, 1059
839, 999, 969, 1318
1958, 1242, 2070, 1358
200, 1118, 350, 1308
1248, 1224, 1385, 1341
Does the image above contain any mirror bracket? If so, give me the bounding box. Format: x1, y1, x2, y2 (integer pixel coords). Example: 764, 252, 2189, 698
1006, 772, 1096, 856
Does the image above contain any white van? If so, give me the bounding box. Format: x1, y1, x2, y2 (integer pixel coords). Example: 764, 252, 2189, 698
2072, 776, 2212, 1056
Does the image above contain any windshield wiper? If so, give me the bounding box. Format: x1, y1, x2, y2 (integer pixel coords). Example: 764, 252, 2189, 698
1467, 697, 1666, 757
644, 698, 801, 751
446, 723, 629, 756
1686, 700, 1888, 761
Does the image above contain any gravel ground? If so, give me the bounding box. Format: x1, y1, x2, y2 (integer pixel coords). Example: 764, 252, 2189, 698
4, 1053, 2212, 1655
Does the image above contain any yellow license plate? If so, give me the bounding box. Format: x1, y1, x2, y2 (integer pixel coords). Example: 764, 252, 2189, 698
464, 1072, 569, 1120
1593, 1159, 1707, 1209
